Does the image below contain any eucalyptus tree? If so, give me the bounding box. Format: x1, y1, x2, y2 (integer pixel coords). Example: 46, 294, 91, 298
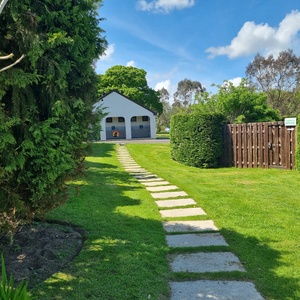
246, 49, 300, 116
0, 0, 107, 231
156, 87, 171, 131
173, 78, 206, 107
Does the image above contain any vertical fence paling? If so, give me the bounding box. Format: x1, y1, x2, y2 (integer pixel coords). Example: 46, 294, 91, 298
222, 122, 296, 170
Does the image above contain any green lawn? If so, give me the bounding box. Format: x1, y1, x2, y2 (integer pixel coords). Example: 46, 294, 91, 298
156, 133, 170, 139
32, 142, 300, 300
126, 143, 300, 300
32, 143, 170, 300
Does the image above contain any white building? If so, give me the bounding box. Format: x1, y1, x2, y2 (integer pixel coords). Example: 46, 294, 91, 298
94, 90, 157, 141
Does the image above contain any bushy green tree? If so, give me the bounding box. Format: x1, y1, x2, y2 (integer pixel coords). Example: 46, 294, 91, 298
0, 0, 107, 232
193, 79, 280, 123
98, 65, 163, 114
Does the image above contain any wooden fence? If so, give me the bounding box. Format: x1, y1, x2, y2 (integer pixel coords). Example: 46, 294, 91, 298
221, 122, 297, 170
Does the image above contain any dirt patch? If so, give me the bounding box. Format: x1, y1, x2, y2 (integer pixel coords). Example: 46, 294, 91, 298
0, 221, 84, 289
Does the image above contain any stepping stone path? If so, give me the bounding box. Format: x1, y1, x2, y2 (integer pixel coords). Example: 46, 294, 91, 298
166, 233, 228, 248
146, 185, 179, 192
163, 220, 218, 232
156, 198, 196, 208
116, 145, 265, 300
159, 207, 206, 218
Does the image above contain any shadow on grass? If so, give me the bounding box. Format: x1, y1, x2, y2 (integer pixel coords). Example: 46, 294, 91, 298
32, 143, 169, 300
220, 228, 300, 300
88, 142, 115, 157
86, 161, 118, 169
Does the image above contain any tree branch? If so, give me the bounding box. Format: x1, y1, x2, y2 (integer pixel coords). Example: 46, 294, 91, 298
0, 53, 14, 60
0, 54, 25, 72
0, 0, 9, 15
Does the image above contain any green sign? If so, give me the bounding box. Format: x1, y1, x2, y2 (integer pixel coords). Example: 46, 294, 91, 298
284, 118, 297, 126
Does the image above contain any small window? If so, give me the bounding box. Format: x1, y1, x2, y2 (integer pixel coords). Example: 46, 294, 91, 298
142, 116, 149, 122
118, 117, 125, 122
139, 125, 143, 129
111, 126, 115, 130
131, 116, 137, 122
106, 117, 112, 123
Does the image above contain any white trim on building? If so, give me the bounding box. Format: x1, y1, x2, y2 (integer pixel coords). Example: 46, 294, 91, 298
94, 91, 157, 141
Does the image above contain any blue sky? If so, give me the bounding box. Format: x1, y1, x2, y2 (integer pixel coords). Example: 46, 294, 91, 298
96, 0, 300, 100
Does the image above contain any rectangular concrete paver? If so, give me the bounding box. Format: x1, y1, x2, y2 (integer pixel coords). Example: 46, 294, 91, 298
134, 174, 157, 179
169, 252, 246, 273
124, 165, 147, 171
123, 165, 139, 168
138, 177, 165, 182
118, 158, 133, 161
166, 233, 228, 247
146, 185, 178, 192
123, 166, 140, 169
169, 280, 264, 300
129, 172, 152, 176
124, 165, 143, 168
160, 207, 206, 218
155, 198, 196, 207
151, 191, 188, 199
163, 220, 218, 232
140, 181, 170, 186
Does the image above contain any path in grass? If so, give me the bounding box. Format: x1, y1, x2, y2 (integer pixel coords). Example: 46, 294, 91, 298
117, 144, 264, 300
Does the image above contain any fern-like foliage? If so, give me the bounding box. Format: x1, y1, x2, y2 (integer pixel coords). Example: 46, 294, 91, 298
0, 0, 107, 234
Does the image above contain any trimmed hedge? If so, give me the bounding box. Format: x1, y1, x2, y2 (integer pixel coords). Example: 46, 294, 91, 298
170, 113, 225, 168
296, 114, 300, 171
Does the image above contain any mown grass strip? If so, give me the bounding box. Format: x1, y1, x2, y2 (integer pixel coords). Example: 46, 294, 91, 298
127, 143, 300, 300
33, 143, 170, 300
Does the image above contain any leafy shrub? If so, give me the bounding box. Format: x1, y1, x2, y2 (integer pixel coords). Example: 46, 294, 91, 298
0, 0, 107, 235
170, 113, 225, 168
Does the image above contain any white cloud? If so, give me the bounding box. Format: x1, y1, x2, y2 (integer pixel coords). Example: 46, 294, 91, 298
155, 79, 171, 91
228, 77, 242, 87
100, 44, 115, 61
137, 0, 195, 13
126, 60, 136, 67
206, 10, 300, 59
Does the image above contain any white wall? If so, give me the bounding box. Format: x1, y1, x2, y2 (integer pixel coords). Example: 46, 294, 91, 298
94, 91, 156, 140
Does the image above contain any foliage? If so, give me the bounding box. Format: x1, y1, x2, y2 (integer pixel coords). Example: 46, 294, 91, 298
296, 113, 300, 171
246, 49, 300, 117
194, 79, 280, 123
0, 0, 107, 233
173, 78, 205, 107
0, 255, 33, 299
156, 88, 171, 132
98, 65, 163, 114
170, 113, 225, 168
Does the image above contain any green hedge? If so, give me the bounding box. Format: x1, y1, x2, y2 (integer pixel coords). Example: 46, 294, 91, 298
296, 114, 300, 171
170, 113, 225, 168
